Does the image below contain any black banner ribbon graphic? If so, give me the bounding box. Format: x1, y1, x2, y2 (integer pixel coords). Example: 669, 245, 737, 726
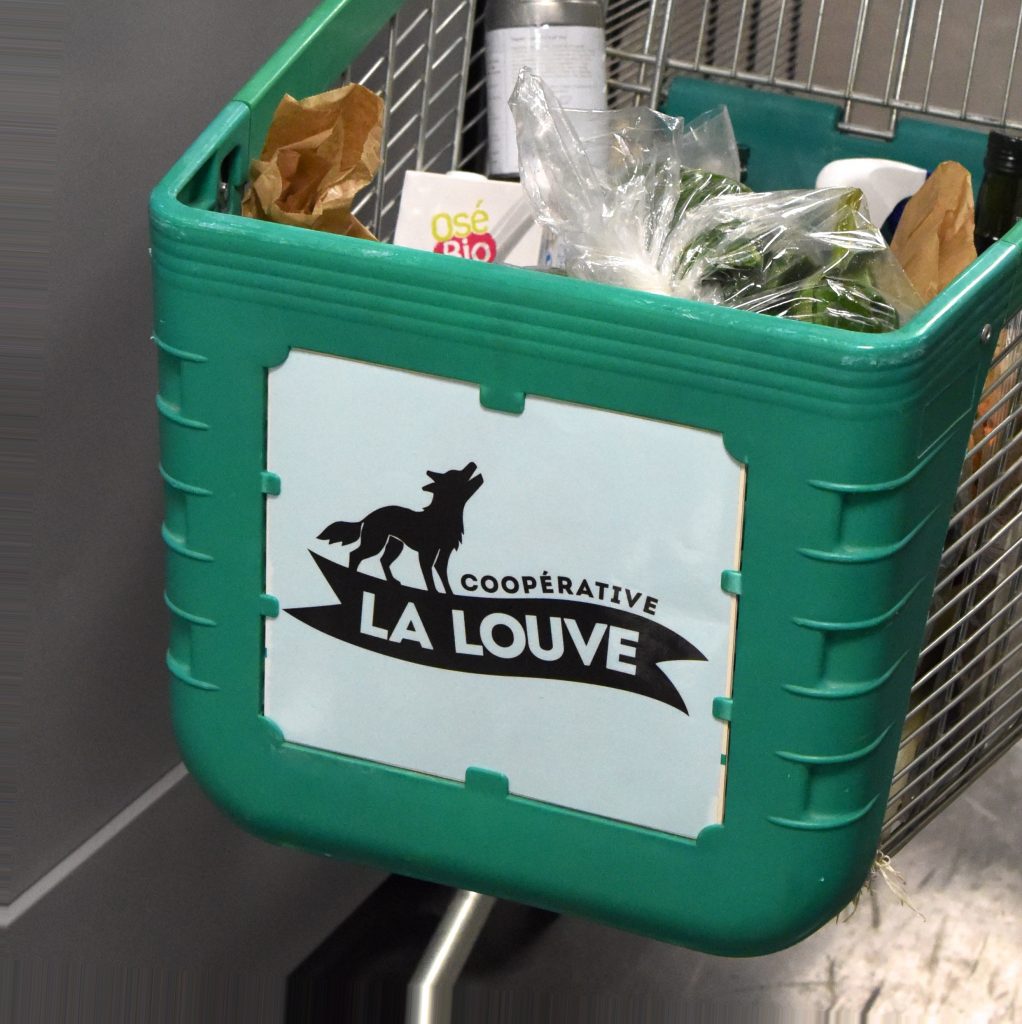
286, 552, 705, 714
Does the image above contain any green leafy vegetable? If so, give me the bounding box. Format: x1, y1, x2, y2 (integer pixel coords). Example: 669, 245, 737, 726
671, 186, 908, 333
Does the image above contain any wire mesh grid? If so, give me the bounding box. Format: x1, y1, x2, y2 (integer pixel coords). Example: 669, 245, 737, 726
352, 0, 1022, 236
883, 310, 1022, 851
604, 0, 1022, 136
344, 0, 1021, 850
347, 0, 486, 240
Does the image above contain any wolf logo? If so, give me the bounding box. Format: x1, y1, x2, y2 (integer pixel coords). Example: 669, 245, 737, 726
318, 462, 484, 593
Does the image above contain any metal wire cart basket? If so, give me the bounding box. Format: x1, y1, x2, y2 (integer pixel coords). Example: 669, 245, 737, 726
150, 0, 1022, 953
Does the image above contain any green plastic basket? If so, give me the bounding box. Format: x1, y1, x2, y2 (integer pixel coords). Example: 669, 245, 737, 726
150, 0, 1022, 955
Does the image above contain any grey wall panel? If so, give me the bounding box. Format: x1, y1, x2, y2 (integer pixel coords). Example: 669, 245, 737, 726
16, 0, 312, 898
6, 776, 385, 1023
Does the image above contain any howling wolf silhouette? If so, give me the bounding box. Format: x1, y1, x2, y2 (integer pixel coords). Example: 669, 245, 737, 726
318, 462, 484, 593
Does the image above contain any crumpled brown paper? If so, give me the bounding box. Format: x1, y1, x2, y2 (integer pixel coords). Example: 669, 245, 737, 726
242, 84, 384, 239
891, 161, 976, 304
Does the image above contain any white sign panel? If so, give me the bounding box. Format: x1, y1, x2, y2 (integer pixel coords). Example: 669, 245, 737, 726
265, 350, 744, 838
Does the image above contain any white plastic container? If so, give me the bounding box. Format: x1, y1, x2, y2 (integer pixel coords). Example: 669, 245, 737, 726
815, 158, 927, 231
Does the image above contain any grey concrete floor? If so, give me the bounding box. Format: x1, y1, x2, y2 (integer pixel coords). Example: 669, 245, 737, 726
458, 745, 1022, 1020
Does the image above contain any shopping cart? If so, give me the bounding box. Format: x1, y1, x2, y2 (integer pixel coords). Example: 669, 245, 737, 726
150, 0, 1022, 955
336, 0, 1022, 857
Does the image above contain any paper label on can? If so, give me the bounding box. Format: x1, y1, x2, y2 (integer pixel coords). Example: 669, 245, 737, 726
486, 25, 606, 177
264, 351, 744, 839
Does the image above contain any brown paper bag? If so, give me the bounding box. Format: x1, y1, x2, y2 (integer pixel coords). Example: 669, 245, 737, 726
891, 161, 976, 304
242, 84, 384, 240
892, 162, 1020, 516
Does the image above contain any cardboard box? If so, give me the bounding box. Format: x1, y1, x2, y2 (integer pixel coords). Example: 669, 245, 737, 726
394, 170, 543, 267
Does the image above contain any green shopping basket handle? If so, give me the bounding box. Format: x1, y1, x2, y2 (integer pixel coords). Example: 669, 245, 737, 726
235, 0, 406, 154
998, 221, 1022, 315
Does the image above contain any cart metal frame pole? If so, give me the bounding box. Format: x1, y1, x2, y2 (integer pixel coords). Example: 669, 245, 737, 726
405, 889, 498, 1024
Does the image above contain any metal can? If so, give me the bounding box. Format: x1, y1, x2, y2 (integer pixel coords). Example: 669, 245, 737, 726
485, 0, 607, 178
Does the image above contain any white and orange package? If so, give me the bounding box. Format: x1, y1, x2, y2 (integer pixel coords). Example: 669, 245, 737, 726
393, 170, 543, 266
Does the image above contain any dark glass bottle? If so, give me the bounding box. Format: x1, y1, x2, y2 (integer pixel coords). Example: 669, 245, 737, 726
737, 144, 750, 185
975, 131, 1022, 253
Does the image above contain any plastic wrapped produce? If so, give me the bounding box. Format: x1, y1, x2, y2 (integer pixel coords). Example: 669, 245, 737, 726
670, 187, 921, 331
510, 69, 921, 332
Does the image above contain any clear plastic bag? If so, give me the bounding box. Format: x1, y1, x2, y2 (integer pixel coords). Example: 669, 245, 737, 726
669, 187, 922, 331
511, 68, 744, 293
509, 69, 921, 332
